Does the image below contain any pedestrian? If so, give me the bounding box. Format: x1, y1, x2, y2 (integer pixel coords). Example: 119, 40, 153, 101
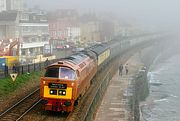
125, 64, 128, 75
119, 64, 123, 76
4, 64, 8, 76
12, 64, 16, 73
45, 58, 50, 67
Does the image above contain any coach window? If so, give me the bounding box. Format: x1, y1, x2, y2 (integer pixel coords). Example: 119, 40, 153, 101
59, 67, 76, 80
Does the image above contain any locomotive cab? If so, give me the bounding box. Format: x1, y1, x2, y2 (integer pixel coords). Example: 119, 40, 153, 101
40, 53, 97, 112
40, 65, 79, 112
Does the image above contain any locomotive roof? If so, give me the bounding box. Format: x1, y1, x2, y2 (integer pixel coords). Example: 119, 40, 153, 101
59, 53, 88, 65
87, 43, 109, 55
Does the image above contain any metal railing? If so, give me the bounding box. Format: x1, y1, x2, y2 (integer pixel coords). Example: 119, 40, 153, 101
0, 58, 61, 79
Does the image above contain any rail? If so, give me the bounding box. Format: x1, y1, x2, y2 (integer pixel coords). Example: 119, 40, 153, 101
0, 88, 40, 121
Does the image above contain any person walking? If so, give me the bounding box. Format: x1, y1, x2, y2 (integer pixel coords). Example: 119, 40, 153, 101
119, 64, 123, 76
125, 64, 128, 75
45, 58, 50, 67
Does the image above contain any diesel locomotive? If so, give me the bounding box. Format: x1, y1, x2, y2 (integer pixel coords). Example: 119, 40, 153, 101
40, 33, 160, 112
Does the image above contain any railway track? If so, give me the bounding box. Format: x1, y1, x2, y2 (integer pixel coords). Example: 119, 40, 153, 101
66, 42, 149, 121
0, 88, 41, 121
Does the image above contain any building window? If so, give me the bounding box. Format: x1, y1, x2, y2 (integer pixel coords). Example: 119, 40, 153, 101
21, 49, 25, 55
29, 48, 33, 55
31, 37, 36, 42
33, 16, 36, 20
21, 14, 29, 21
23, 26, 29, 32
40, 16, 47, 22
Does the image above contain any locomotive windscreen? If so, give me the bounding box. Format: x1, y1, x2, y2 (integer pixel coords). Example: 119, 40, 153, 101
59, 67, 76, 80
45, 66, 76, 80
45, 67, 59, 78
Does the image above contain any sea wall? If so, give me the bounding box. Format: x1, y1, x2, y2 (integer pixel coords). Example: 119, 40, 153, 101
129, 42, 164, 121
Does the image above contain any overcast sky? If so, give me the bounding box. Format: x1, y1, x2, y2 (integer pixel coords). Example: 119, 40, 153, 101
26, 0, 180, 29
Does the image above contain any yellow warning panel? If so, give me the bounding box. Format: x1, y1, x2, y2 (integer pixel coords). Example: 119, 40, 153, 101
10, 73, 18, 81
43, 86, 72, 99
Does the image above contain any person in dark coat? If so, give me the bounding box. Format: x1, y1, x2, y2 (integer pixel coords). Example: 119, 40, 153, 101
12, 64, 16, 73
119, 64, 123, 76
125, 64, 128, 75
45, 58, 50, 67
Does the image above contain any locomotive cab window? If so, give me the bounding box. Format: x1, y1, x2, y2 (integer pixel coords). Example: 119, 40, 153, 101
45, 66, 59, 78
59, 67, 76, 80
45, 66, 76, 80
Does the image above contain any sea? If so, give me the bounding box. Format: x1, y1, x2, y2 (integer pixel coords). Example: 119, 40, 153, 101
141, 40, 180, 121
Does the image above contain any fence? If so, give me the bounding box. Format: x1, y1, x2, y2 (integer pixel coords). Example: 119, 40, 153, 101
0, 58, 61, 79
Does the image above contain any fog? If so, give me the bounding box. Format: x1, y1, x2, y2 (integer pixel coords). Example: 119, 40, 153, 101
26, 0, 180, 29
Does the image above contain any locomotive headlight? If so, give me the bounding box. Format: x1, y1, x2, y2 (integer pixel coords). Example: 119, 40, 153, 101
63, 91, 66, 95
58, 90, 66, 96
43, 81, 45, 84
59, 90, 62, 94
71, 83, 74, 87
49, 89, 57, 95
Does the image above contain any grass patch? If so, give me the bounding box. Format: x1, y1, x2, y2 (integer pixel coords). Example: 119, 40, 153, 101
0, 71, 43, 97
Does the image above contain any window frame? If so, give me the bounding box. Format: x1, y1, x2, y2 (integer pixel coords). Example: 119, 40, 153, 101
59, 67, 77, 80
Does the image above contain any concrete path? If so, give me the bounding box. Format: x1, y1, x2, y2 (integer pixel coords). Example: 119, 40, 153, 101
94, 53, 144, 121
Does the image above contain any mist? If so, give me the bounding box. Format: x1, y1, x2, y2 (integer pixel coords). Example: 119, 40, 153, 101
26, 0, 180, 29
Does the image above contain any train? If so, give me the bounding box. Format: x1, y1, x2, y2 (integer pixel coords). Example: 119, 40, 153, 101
40, 33, 161, 112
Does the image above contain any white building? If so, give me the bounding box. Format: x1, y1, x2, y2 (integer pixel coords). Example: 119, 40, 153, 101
19, 11, 49, 58
0, 0, 24, 12
0, 0, 6, 12
7, 0, 24, 11
66, 27, 81, 44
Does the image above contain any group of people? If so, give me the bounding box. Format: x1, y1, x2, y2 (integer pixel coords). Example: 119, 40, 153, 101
119, 63, 128, 76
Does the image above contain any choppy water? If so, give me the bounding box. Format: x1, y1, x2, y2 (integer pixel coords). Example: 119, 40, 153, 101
141, 53, 180, 121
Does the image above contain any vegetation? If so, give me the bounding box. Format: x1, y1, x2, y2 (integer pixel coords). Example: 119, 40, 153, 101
0, 71, 43, 96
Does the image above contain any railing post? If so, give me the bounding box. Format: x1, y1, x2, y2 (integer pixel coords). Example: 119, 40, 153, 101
34, 63, 36, 71
4, 65, 8, 77
39, 63, 41, 70
21, 66, 24, 74
17, 66, 20, 74
28, 64, 30, 73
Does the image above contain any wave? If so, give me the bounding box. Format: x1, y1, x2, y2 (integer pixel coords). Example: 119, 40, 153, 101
154, 98, 169, 103
170, 94, 178, 98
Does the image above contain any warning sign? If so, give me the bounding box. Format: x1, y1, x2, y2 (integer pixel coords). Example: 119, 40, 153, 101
10, 73, 18, 81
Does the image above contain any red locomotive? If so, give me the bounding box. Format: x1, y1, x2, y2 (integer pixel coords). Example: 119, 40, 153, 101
40, 53, 97, 112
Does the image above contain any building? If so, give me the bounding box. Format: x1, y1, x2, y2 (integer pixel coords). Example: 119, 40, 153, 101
0, 0, 24, 12
19, 10, 49, 60
0, 0, 6, 12
0, 10, 49, 64
48, 9, 80, 47
66, 27, 80, 43
7, 0, 24, 11
0, 11, 19, 39
80, 13, 101, 44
